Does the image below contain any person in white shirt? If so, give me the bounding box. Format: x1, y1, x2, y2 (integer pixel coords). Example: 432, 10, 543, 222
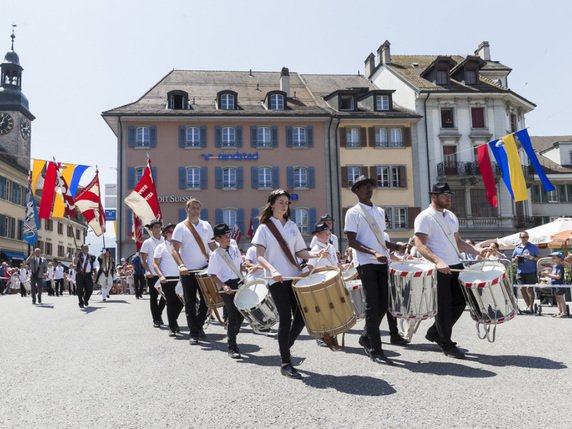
46, 262, 55, 296
308, 222, 340, 270
309, 213, 339, 252
208, 224, 246, 359
171, 198, 217, 345
18, 263, 29, 297
53, 261, 65, 296
72, 245, 96, 309
153, 223, 183, 337
414, 182, 484, 359
344, 175, 408, 365
67, 268, 76, 295
96, 249, 115, 302
252, 189, 327, 380
140, 219, 166, 328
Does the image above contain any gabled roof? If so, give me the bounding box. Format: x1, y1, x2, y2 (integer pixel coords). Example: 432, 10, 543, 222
531, 135, 572, 153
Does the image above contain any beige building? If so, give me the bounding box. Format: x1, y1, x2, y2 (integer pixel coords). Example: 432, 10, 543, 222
36, 215, 87, 263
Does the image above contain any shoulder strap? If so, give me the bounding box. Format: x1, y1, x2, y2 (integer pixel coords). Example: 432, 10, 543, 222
217, 247, 243, 280
426, 207, 462, 258
185, 220, 209, 259
354, 204, 388, 251
264, 220, 300, 271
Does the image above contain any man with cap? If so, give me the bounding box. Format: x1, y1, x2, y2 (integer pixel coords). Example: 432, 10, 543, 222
310, 214, 339, 252
414, 182, 485, 358
96, 248, 115, 302
308, 222, 340, 270
344, 175, 409, 365
73, 244, 96, 309
207, 223, 246, 358
140, 219, 166, 327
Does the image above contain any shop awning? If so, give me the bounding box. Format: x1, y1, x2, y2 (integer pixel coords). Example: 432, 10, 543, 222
1, 250, 27, 261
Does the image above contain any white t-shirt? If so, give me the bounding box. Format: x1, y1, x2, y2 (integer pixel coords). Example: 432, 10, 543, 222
19, 269, 29, 282
153, 240, 179, 277
47, 267, 54, 280
67, 269, 76, 282
344, 203, 390, 266
414, 206, 461, 266
54, 266, 65, 280
245, 245, 263, 279
140, 236, 164, 276
172, 219, 214, 270
310, 232, 339, 252
309, 241, 338, 268
251, 217, 307, 281
208, 241, 242, 283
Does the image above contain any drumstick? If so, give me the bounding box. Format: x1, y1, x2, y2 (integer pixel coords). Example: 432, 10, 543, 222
449, 268, 488, 273
263, 276, 304, 281
218, 289, 237, 294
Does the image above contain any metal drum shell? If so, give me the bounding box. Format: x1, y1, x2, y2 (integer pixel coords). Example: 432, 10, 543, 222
234, 279, 279, 330
344, 279, 366, 319
389, 262, 438, 320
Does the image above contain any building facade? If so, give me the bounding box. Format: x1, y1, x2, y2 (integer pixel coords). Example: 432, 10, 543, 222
36, 216, 87, 263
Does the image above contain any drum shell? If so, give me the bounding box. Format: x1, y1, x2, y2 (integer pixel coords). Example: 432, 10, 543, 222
342, 267, 359, 282
389, 263, 437, 320
195, 271, 224, 309
234, 280, 278, 330
344, 280, 366, 319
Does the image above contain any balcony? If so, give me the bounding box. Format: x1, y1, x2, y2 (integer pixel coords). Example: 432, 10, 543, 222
458, 217, 502, 228
437, 161, 501, 179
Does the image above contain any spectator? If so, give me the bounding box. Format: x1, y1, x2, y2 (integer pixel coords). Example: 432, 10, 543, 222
131, 252, 146, 299
54, 261, 65, 296
485, 242, 502, 260
0, 262, 8, 295
512, 231, 540, 314
543, 252, 568, 318
18, 263, 30, 297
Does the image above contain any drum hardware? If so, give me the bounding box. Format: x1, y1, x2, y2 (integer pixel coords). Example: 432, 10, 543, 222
234, 278, 279, 330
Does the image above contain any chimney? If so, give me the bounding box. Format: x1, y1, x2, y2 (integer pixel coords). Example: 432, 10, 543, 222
364, 53, 375, 78
280, 67, 290, 97
377, 40, 391, 65
475, 41, 491, 61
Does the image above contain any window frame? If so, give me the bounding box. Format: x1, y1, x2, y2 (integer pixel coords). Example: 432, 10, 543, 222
346, 127, 361, 148
257, 126, 272, 148
223, 208, 238, 228
375, 95, 390, 111
185, 166, 202, 190
347, 165, 362, 187
293, 167, 309, 189
269, 93, 285, 111
258, 166, 273, 190
471, 106, 486, 129
440, 108, 456, 129
220, 93, 236, 110
292, 127, 306, 148
185, 127, 201, 148
135, 126, 150, 147
340, 95, 356, 111
293, 207, 310, 234
222, 127, 236, 148
222, 167, 238, 190
375, 165, 404, 188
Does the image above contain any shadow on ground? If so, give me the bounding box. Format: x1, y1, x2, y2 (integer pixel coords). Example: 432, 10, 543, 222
299, 370, 396, 396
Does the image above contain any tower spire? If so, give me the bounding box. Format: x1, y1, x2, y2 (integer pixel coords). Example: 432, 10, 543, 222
10, 24, 16, 51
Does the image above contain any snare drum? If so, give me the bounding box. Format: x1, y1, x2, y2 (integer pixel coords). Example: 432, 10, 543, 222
389, 261, 437, 320
293, 267, 356, 338
195, 270, 224, 309
234, 279, 279, 330
344, 280, 366, 319
342, 266, 359, 282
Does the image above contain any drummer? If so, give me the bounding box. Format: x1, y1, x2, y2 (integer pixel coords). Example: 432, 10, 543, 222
308, 222, 342, 270
207, 223, 246, 359
310, 214, 339, 252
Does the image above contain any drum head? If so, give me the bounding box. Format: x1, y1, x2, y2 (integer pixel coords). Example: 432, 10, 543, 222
342, 267, 357, 280
295, 269, 338, 287
234, 281, 267, 309
459, 264, 505, 284
390, 261, 434, 274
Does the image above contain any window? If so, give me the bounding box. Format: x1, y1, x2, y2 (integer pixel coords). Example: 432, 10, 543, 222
135, 167, 145, 183
465, 69, 478, 85
436, 69, 449, 85
186, 167, 201, 190
292, 127, 306, 148
471, 107, 485, 128
531, 184, 543, 203
451, 189, 466, 218
547, 188, 559, 203
185, 127, 201, 148
346, 127, 360, 148
293, 167, 308, 189
376, 128, 388, 147
45, 242, 53, 256
340, 95, 355, 111
76, 229, 81, 239
0, 176, 7, 199
168, 91, 188, 110
389, 128, 403, 147
57, 222, 63, 234
569, 151, 572, 166
58, 245, 65, 258
347, 166, 362, 187
45, 219, 53, 231
223, 167, 237, 189
470, 189, 498, 217
375, 95, 390, 111
67, 226, 74, 237
220, 93, 235, 110
269, 94, 285, 110
375, 166, 405, 188
222, 127, 236, 148
10, 183, 22, 205
258, 167, 273, 189
136, 127, 150, 147
223, 208, 237, 228
257, 127, 271, 148
385, 207, 408, 229
441, 108, 455, 128
293, 208, 310, 234
510, 114, 518, 132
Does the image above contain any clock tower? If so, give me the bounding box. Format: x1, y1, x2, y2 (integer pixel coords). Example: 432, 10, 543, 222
0, 28, 34, 171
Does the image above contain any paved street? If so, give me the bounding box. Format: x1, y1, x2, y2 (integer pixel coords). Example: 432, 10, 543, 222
1, 292, 570, 429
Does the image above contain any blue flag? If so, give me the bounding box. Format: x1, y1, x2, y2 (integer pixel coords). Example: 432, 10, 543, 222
514, 129, 555, 193
23, 183, 40, 245
488, 139, 514, 200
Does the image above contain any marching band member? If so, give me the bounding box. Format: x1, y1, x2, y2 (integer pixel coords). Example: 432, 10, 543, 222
414, 182, 484, 359
252, 189, 327, 379
96, 249, 115, 302
153, 223, 184, 337
171, 198, 216, 345
309, 214, 339, 252
67, 266, 77, 295
208, 224, 246, 359
46, 262, 55, 296
307, 222, 342, 270
344, 175, 409, 365
54, 261, 65, 296
73, 245, 96, 309
140, 220, 166, 328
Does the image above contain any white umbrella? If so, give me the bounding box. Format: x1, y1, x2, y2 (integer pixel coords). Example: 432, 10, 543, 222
483, 217, 572, 250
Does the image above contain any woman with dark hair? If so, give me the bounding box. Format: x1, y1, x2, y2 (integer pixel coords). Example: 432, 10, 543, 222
252, 189, 327, 379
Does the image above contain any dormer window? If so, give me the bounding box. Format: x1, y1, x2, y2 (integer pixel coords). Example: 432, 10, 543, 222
436, 69, 449, 85
340, 95, 355, 111
269, 93, 285, 110
167, 90, 189, 110
218, 91, 237, 110
375, 95, 390, 111
465, 68, 478, 85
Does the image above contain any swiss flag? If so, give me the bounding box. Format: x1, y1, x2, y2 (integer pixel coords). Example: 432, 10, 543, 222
247, 219, 254, 240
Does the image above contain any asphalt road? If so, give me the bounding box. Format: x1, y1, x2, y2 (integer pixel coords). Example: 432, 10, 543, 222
1, 292, 570, 429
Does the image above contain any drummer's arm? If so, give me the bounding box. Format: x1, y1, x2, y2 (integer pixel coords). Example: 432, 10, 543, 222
414, 233, 450, 274
210, 274, 229, 293
346, 232, 386, 263
455, 233, 485, 258
171, 240, 190, 276
256, 245, 282, 282
153, 258, 166, 283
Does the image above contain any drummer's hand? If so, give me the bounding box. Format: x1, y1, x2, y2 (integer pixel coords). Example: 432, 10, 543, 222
178, 266, 190, 276
223, 285, 233, 295
159, 276, 167, 284
317, 248, 329, 258
144, 270, 153, 278
436, 260, 451, 275
247, 265, 263, 274
271, 271, 283, 282
373, 252, 388, 264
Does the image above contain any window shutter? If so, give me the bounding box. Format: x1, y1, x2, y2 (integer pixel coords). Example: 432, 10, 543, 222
178, 167, 186, 190
287, 167, 294, 189
200, 208, 208, 221
359, 166, 366, 177
150, 126, 157, 148
251, 166, 258, 189
215, 167, 222, 189
403, 127, 412, 147
200, 126, 207, 148
201, 166, 208, 190
408, 207, 421, 229
250, 126, 257, 148
128, 126, 136, 148
127, 209, 133, 234
252, 208, 260, 232
215, 126, 222, 148
272, 166, 279, 188
178, 208, 186, 222
236, 126, 243, 148
128, 167, 135, 189
237, 167, 244, 189
179, 126, 186, 148
271, 126, 278, 148
341, 166, 348, 188
306, 126, 314, 148
339, 128, 347, 147
237, 208, 245, 234
359, 127, 366, 147
368, 127, 376, 147
309, 208, 317, 230
286, 126, 293, 148
369, 166, 377, 179
399, 166, 407, 188
308, 167, 315, 189
215, 208, 223, 224
152, 167, 157, 186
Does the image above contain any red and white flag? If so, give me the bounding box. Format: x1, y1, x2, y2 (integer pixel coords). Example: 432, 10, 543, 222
74, 170, 106, 236
247, 219, 254, 240
230, 224, 242, 244
54, 162, 76, 217
124, 159, 162, 227
131, 212, 143, 251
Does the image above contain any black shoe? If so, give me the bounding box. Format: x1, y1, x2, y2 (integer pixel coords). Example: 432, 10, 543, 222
189, 337, 199, 345
32, 301, 36, 305
425, 331, 441, 344
228, 348, 241, 359
79, 304, 84, 309
153, 321, 161, 328
168, 331, 177, 337
358, 336, 371, 357
390, 335, 410, 346
280, 364, 302, 379
442, 345, 466, 359
370, 351, 394, 365
84, 301, 88, 307
175, 326, 181, 333
198, 329, 206, 339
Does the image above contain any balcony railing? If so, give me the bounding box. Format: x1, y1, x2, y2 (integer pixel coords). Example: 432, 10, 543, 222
458, 217, 502, 228
437, 161, 501, 178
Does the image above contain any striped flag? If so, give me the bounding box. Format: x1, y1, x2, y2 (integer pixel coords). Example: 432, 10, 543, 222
74, 170, 106, 236
54, 162, 76, 218
124, 158, 162, 227
131, 212, 143, 251
38, 161, 58, 219
230, 224, 242, 244
23, 179, 40, 245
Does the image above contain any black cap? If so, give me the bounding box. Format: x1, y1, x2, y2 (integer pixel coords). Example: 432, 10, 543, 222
351, 175, 377, 193
213, 223, 231, 238
312, 222, 329, 234
145, 219, 163, 229
430, 182, 453, 195
162, 223, 177, 234
320, 214, 334, 222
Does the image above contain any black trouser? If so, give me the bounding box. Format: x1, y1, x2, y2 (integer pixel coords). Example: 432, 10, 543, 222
180, 270, 208, 338
221, 279, 244, 349
76, 272, 94, 306
47, 280, 54, 296
20, 282, 27, 297
0, 280, 5, 295
147, 276, 166, 323
426, 263, 466, 348
69, 281, 76, 295
30, 276, 43, 304
133, 273, 146, 298
162, 278, 184, 332
55, 278, 64, 296
357, 263, 399, 354
268, 281, 305, 364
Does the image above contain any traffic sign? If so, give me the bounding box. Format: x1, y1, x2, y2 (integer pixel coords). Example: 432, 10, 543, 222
104, 209, 117, 221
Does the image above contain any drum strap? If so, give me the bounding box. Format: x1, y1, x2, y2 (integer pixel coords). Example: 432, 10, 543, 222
216, 247, 243, 281
426, 206, 462, 259
264, 221, 301, 271
353, 204, 388, 252
185, 220, 209, 260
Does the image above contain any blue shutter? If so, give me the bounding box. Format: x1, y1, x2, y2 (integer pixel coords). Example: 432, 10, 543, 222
251, 166, 258, 189
272, 166, 279, 189
178, 208, 186, 222
309, 208, 317, 229
128, 167, 135, 189
237, 208, 245, 234
178, 167, 186, 189
250, 126, 257, 148
252, 208, 260, 232
200, 208, 208, 221
127, 210, 133, 235
215, 126, 222, 148
237, 167, 244, 189
271, 126, 278, 148
150, 126, 157, 148
215, 167, 222, 189
201, 166, 208, 190
128, 126, 136, 148
287, 167, 294, 189
215, 208, 223, 224
152, 167, 157, 186
200, 126, 207, 148
286, 126, 293, 148
236, 126, 243, 148
306, 126, 314, 148
179, 126, 186, 148
308, 167, 315, 189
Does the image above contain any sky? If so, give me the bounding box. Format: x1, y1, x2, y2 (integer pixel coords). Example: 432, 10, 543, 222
2, 0, 571, 249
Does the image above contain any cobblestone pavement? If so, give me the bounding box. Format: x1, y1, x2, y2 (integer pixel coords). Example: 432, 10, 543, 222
1, 293, 570, 429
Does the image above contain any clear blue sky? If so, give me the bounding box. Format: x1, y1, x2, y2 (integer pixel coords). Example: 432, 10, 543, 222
2, 0, 570, 189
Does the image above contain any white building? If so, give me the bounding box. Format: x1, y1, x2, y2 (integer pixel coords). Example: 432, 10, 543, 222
365, 41, 536, 239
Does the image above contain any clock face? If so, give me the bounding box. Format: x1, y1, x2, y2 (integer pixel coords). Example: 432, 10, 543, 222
20, 118, 31, 139
0, 112, 14, 135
